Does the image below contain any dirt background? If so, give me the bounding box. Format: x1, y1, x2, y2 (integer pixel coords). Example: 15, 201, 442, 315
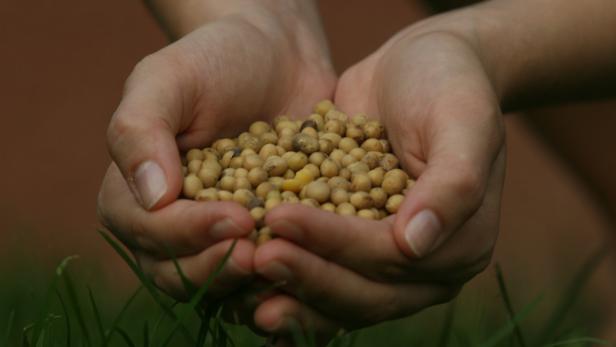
1, 0, 615, 337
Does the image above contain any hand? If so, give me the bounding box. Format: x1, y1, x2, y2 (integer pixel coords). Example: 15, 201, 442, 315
97, 6, 336, 302
250, 19, 506, 344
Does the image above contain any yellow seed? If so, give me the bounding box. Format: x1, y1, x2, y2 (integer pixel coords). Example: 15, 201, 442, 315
265, 197, 282, 211
324, 119, 346, 135
321, 202, 336, 212
351, 114, 368, 127
187, 159, 203, 174
260, 131, 279, 145
229, 156, 244, 169
318, 139, 334, 154
314, 99, 335, 116
341, 154, 357, 167
183, 174, 203, 198
218, 176, 235, 191
259, 143, 278, 159
330, 188, 349, 205
186, 148, 204, 162
361, 151, 382, 169
249, 121, 271, 136
382, 169, 408, 195
243, 154, 264, 170
308, 113, 324, 129
301, 198, 320, 208
380, 139, 391, 153
361, 138, 384, 152
195, 188, 218, 202
329, 149, 345, 164
336, 202, 356, 216
363, 121, 383, 139
305, 181, 330, 203
320, 159, 339, 178
255, 182, 274, 199
277, 135, 294, 151
309, 152, 326, 166
292, 134, 319, 154
233, 168, 248, 178
269, 176, 284, 189
263, 156, 288, 176
369, 187, 388, 208
234, 177, 252, 191
347, 162, 370, 174
287, 152, 308, 171
218, 190, 233, 201
320, 133, 341, 147
250, 207, 266, 227
198, 168, 219, 188
281, 178, 304, 193
357, 209, 376, 219
346, 125, 365, 143
339, 137, 359, 153
256, 232, 272, 246
350, 191, 373, 209
281, 191, 300, 203
328, 176, 351, 191
303, 163, 320, 178
380, 153, 399, 171
241, 148, 257, 157
301, 127, 319, 138
339, 168, 352, 180
351, 173, 372, 192
349, 148, 367, 161
233, 189, 255, 207
283, 169, 295, 179
213, 138, 236, 154
368, 167, 385, 186
386, 194, 404, 214
247, 167, 268, 187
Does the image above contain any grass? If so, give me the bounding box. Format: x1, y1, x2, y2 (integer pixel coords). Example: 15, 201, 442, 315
0, 231, 614, 347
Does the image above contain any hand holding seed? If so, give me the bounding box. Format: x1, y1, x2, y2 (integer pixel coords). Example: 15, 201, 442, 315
248, 29, 506, 342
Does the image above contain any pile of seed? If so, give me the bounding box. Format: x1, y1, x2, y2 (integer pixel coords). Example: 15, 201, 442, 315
181, 100, 414, 244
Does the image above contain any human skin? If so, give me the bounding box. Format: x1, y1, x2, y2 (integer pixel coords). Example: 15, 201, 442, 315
250, 0, 616, 344
97, 0, 616, 345
97, 0, 336, 300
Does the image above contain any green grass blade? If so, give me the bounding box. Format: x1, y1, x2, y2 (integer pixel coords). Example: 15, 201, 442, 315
495, 264, 527, 347
538, 247, 608, 343
30, 255, 78, 346
88, 286, 106, 344
165, 245, 197, 296
98, 230, 195, 345
113, 327, 137, 347
438, 301, 456, 347
56, 290, 71, 347
103, 286, 143, 347
542, 337, 614, 347
159, 240, 238, 347
62, 270, 91, 346
479, 294, 543, 347
2, 309, 15, 346
147, 310, 166, 344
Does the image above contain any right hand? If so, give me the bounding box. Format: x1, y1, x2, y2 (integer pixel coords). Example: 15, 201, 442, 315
97, 9, 336, 301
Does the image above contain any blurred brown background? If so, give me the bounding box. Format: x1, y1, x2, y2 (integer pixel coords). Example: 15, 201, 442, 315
1, 0, 615, 338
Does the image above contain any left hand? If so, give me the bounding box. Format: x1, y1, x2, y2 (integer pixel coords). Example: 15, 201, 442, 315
248, 17, 507, 345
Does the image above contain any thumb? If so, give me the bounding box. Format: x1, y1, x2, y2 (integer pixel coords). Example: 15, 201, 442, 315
392, 116, 503, 259
106, 54, 193, 210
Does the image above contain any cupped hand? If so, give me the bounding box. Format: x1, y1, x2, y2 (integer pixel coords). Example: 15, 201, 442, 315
97, 12, 336, 302
250, 24, 506, 344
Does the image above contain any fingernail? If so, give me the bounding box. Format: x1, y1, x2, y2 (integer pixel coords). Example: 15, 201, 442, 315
134, 161, 167, 209
404, 209, 441, 258
259, 261, 293, 282
210, 218, 244, 239
269, 220, 303, 241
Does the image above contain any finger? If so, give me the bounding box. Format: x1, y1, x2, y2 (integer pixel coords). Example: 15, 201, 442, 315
254, 238, 454, 326
254, 294, 341, 345
265, 204, 412, 281
106, 51, 195, 210
97, 163, 254, 257
137, 239, 255, 300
